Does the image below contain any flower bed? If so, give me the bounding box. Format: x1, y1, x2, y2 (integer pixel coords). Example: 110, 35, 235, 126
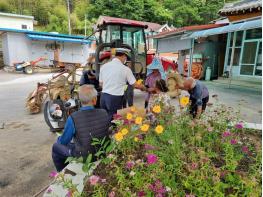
46, 99, 260, 197
79, 101, 262, 197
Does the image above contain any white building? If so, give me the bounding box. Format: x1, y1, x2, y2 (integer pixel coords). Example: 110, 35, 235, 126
0, 28, 91, 67
0, 12, 34, 30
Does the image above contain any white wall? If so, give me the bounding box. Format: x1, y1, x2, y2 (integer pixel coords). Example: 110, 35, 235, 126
2, 33, 9, 65
2, 32, 90, 66
0, 15, 33, 30
3, 32, 31, 66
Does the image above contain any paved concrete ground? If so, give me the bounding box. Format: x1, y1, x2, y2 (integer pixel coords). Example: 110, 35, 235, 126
204, 81, 262, 124
0, 71, 56, 197
0, 70, 261, 196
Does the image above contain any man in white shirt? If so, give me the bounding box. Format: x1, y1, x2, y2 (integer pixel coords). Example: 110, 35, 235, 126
99, 48, 142, 119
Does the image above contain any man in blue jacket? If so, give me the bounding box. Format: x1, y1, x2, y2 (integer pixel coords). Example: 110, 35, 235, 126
52, 85, 110, 172
181, 77, 209, 118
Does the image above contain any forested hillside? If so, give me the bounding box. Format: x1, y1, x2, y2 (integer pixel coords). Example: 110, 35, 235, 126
0, 0, 236, 35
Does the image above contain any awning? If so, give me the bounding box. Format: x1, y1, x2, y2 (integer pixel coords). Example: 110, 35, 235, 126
157, 36, 192, 53
26, 34, 90, 44
185, 18, 262, 39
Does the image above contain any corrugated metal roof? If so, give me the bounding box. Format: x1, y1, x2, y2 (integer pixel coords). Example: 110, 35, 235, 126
0, 12, 34, 19
219, 0, 262, 14
184, 18, 262, 39
26, 34, 90, 44
150, 24, 227, 39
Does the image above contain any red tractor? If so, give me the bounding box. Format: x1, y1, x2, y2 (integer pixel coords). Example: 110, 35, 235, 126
92, 16, 177, 79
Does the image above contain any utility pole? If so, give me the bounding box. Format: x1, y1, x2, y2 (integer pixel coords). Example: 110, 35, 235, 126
85, 14, 87, 37
66, 0, 71, 35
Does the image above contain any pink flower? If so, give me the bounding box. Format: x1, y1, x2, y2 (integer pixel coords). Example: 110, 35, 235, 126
101, 178, 107, 183
89, 175, 100, 185
230, 139, 237, 145
191, 162, 198, 170
124, 119, 130, 125
235, 122, 243, 129
126, 161, 135, 169
149, 180, 166, 194
137, 191, 146, 197
146, 154, 158, 165
46, 188, 52, 193
113, 114, 122, 120
144, 144, 156, 150
222, 131, 231, 137
186, 195, 195, 197
207, 127, 213, 132
108, 191, 115, 197
66, 191, 72, 197
49, 171, 58, 178
242, 146, 249, 153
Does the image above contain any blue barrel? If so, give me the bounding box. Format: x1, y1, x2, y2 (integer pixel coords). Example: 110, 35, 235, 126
205, 67, 212, 81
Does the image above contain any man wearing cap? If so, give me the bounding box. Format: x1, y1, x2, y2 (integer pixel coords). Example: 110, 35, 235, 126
99, 48, 142, 120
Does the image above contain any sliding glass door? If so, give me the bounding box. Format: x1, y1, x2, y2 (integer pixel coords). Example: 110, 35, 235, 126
240, 40, 262, 76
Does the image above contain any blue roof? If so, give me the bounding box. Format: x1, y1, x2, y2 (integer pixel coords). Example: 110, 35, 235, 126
185, 18, 262, 39
0, 27, 95, 43
26, 34, 90, 44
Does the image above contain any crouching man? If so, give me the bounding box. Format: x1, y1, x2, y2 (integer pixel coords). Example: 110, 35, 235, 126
52, 85, 110, 172
180, 77, 209, 118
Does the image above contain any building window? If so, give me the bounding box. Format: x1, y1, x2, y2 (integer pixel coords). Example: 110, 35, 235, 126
246, 28, 262, 40
21, 24, 27, 29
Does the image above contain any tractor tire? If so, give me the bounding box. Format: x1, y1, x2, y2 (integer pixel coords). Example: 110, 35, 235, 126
23, 66, 33, 74
44, 99, 66, 132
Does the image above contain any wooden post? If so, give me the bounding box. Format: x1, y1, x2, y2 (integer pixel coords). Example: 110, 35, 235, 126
228, 31, 237, 88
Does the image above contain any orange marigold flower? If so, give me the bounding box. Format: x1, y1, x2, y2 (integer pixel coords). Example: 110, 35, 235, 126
140, 124, 150, 132
155, 125, 164, 134
114, 132, 124, 142
180, 96, 190, 106
152, 105, 161, 114
135, 116, 143, 125
126, 113, 133, 120
121, 128, 129, 136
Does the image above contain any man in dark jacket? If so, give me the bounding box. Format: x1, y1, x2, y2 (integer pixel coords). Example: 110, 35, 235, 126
52, 85, 110, 172
80, 69, 101, 108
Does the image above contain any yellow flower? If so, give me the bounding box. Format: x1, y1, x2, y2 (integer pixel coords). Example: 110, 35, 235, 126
130, 106, 136, 112
134, 137, 139, 142
155, 125, 164, 134
136, 79, 143, 85
126, 113, 133, 120
152, 105, 161, 114
140, 124, 150, 132
121, 128, 129, 136
135, 116, 143, 125
180, 96, 190, 106
114, 132, 123, 142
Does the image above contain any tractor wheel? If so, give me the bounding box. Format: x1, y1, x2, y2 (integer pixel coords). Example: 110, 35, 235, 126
24, 66, 33, 74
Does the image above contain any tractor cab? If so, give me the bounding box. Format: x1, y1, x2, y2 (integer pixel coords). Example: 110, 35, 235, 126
94, 16, 148, 79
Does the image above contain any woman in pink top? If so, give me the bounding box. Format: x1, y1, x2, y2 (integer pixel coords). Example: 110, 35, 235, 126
144, 57, 166, 108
